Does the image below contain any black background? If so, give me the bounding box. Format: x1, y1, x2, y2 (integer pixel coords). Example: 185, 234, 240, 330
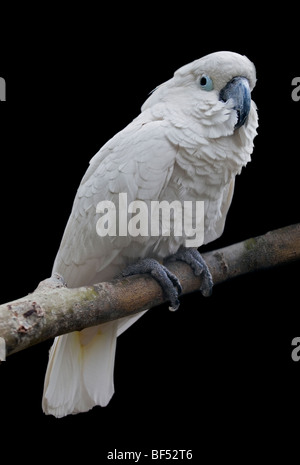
0, 8, 299, 463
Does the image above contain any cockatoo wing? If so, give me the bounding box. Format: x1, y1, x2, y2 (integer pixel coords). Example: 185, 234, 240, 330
53, 115, 177, 287
43, 114, 177, 417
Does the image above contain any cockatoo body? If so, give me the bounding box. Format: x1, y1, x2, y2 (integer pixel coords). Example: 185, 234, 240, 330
42, 51, 258, 417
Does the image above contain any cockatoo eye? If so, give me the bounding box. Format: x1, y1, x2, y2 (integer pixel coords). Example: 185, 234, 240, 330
199, 75, 214, 91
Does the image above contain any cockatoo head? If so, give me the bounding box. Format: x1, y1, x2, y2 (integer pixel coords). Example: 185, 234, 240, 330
142, 51, 257, 134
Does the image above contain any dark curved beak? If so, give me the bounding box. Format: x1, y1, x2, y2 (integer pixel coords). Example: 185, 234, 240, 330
219, 76, 251, 129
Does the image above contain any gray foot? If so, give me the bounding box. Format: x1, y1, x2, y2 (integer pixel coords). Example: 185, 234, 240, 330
122, 258, 182, 311
165, 247, 213, 297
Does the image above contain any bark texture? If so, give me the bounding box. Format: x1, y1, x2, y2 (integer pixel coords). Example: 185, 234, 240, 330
0, 223, 299, 360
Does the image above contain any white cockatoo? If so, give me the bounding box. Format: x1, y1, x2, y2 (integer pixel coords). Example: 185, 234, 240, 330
42, 51, 258, 417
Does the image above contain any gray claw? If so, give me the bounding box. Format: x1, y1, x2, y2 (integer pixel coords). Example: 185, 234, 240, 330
166, 247, 213, 297
122, 258, 182, 311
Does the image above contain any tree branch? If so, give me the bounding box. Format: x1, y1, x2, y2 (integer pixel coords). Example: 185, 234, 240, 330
0, 223, 299, 360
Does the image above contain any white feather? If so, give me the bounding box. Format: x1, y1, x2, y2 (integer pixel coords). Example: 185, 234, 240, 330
43, 322, 118, 417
